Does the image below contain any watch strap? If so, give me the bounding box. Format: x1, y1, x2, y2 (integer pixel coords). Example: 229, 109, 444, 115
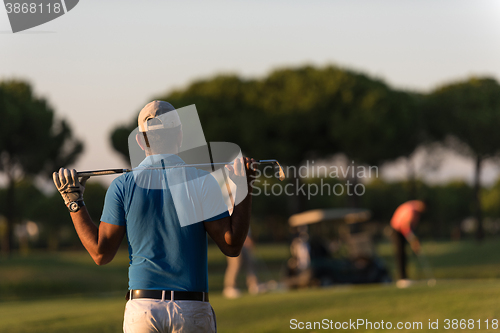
68, 200, 85, 212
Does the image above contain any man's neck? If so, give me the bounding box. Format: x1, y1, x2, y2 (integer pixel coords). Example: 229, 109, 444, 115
145, 149, 179, 156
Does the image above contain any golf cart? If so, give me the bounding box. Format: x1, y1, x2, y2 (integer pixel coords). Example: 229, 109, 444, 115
285, 208, 391, 288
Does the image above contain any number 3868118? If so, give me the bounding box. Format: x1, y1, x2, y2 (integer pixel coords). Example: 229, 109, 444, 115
5, 3, 62, 14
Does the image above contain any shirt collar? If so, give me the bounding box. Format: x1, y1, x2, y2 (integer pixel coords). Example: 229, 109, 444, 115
138, 154, 185, 168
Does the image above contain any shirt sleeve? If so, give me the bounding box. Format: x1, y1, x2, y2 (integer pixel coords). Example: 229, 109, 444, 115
100, 177, 127, 226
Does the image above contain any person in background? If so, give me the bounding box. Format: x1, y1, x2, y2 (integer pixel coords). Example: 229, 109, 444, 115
223, 234, 259, 298
390, 200, 426, 285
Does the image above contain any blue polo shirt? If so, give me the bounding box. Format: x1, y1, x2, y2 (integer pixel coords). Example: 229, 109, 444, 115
101, 154, 229, 292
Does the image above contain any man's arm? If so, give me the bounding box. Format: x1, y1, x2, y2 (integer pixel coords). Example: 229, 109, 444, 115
406, 211, 421, 254
53, 168, 125, 265
69, 207, 125, 265
204, 157, 255, 257
404, 230, 421, 254
204, 189, 252, 257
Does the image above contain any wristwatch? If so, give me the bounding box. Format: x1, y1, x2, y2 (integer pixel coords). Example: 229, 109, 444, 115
68, 200, 85, 213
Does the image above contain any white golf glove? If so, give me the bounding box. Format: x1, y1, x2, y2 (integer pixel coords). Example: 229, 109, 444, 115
53, 168, 89, 206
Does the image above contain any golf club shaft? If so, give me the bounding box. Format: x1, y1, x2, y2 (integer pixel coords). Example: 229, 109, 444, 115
77, 160, 282, 178
77, 168, 130, 177
416, 250, 435, 280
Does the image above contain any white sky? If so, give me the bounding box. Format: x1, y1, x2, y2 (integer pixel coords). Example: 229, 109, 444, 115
1, 0, 500, 186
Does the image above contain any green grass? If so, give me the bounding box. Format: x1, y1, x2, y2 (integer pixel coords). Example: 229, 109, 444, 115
0, 296, 124, 333
0, 251, 129, 300
1, 281, 500, 332
376, 239, 500, 279
2, 239, 500, 332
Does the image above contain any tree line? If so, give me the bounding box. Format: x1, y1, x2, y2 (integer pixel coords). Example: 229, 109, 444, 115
1, 66, 500, 253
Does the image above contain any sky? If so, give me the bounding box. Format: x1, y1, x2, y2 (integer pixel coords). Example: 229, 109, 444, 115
1, 0, 500, 186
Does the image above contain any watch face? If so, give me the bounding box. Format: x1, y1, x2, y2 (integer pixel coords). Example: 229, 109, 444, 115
69, 202, 79, 212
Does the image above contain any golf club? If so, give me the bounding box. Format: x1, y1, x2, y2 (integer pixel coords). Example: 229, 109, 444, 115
415, 250, 436, 287
408, 242, 436, 287
77, 159, 286, 181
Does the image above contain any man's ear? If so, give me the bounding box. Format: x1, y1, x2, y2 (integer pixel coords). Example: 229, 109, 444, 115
136, 133, 146, 151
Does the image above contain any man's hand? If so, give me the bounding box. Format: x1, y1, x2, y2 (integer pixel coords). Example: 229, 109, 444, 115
410, 239, 421, 255
53, 168, 89, 206
225, 157, 257, 184
53, 168, 124, 265
405, 231, 421, 255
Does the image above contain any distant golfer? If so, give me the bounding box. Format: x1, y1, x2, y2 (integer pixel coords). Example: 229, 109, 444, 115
223, 234, 259, 298
53, 100, 255, 332
390, 200, 426, 281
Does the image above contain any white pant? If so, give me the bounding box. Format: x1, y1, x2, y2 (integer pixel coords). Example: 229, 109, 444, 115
123, 299, 216, 333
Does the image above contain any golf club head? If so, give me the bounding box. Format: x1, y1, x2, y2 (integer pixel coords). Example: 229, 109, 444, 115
258, 160, 285, 181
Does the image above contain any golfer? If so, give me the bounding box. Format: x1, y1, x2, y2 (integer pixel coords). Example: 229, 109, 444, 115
390, 200, 426, 282
53, 100, 255, 332
223, 234, 259, 298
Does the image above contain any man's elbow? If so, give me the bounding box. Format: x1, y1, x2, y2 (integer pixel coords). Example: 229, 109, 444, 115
93, 254, 112, 266
223, 246, 241, 257
222, 233, 245, 257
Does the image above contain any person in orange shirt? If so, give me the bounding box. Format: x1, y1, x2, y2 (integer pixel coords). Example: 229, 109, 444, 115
390, 200, 426, 281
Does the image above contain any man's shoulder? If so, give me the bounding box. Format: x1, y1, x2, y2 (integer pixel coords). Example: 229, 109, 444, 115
108, 173, 135, 191
191, 168, 222, 190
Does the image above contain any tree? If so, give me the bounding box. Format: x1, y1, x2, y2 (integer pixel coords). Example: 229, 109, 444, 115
0, 179, 45, 252
254, 66, 421, 207
110, 66, 422, 215
110, 75, 262, 164
329, 80, 423, 204
0, 80, 83, 254
111, 66, 419, 166
424, 77, 500, 240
